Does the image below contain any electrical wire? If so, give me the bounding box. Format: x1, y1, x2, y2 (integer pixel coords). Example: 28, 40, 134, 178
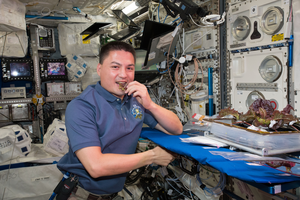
168, 55, 205, 96
151, 3, 159, 21
183, 29, 212, 55
157, 61, 174, 74
172, 17, 181, 23
189, 12, 226, 27
178, 33, 183, 52
288, 3, 293, 22
199, 163, 220, 174
31, 105, 35, 121
196, 164, 226, 197
165, 177, 190, 199
125, 167, 146, 186
189, 179, 194, 200
25, 7, 52, 22
158, 3, 160, 22
165, 27, 209, 96
157, 47, 177, 74
163, 14, 168, 23
161, 26, 205, 122
177, 20, 183, 26
25, 7, 70, 22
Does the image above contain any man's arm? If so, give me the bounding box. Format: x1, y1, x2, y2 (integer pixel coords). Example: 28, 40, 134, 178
75, 145, 173, 178
126, 81, 183, 135
147, 103, 183, 135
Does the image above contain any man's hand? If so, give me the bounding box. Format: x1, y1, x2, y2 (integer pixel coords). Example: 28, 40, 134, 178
151, 146, 174, 166
126, 81, 153, 109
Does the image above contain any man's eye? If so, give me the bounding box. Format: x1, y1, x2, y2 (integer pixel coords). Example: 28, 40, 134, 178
112, 66, 119, 69
127, 67, 134, 70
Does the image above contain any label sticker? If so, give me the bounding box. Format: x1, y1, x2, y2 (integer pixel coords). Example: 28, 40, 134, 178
49, 136, 67, 152
32, 176, 50, 182
272, 33, 284, 42
82, 35, 91, 44
148, 52, 156, 61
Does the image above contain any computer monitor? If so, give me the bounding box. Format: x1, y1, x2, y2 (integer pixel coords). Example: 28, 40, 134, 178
135, 49, 157, 71
133, 49, 159, 84
144, 32, 179, 67
135, 71, 159, 84
40, 58, 68, 81
139, 20, 178, 67
1, 58, 34, 82
140, 20, 176, 50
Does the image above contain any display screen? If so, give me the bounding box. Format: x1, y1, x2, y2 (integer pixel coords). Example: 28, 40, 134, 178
47, 62, 66, 75
135, 49, 157, 71
10, 63, 31, 77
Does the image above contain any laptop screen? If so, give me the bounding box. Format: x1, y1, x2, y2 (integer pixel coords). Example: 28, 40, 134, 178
112, 10, 137, 27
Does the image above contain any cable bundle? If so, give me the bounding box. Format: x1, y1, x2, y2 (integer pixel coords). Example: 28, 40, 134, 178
189, 12, 226, 27
196, 164, 226, 197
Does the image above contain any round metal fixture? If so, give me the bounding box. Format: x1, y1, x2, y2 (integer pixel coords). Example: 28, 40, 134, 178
258, 55, 282, 83
261, 6, 284, 35
246, 90, 265, 109
269, 99, 279, 110
232, 16, 251, 41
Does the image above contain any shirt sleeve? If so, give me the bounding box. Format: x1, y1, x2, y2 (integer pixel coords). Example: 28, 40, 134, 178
143, 109, 158, 129
65, 99, 101, 153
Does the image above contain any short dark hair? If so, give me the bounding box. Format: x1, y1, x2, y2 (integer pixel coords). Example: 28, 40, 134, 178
99, 41, 136, 64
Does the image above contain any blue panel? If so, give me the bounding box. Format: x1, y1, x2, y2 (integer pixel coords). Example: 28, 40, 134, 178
140, 128, 300, 188
21, 146, 28, 152
17, 135, 24, 142
181, 4, 186, 11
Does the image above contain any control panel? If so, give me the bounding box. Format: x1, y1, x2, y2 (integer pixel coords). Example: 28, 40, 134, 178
40, 58, 68, 81
1, 58, 34, 82
65, 82, 82, 95
36, 27, 56, 51
1, 87, 26, 99
46, 82, 65, 96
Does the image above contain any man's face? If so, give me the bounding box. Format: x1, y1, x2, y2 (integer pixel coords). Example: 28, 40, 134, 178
97, 50, 135, 99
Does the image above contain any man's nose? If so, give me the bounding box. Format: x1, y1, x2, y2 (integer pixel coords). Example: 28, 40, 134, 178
119, 67, 127, 78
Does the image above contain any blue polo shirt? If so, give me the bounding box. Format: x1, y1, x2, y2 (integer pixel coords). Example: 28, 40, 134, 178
57, 82, 157, 195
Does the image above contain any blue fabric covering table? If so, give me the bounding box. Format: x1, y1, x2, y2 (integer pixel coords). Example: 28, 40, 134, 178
140, 128, 300, 187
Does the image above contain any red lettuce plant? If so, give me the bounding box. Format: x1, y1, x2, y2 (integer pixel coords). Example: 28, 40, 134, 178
218, 99, 299, 131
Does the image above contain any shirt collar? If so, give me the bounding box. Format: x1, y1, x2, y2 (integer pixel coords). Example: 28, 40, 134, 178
95, 81, 131, 103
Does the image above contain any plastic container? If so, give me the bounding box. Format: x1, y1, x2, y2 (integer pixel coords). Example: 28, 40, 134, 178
66, 54, 89, 82
43, 118, 69, 156
209, 121, 300, 155
190, 91, 208, 116
0, 125, 31, 163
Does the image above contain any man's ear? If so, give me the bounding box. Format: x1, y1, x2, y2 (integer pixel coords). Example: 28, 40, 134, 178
97, 63, 101, 77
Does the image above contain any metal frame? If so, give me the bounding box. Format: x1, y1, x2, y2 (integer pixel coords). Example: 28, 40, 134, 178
219, 0, 228, 109
206, 134, 300, 156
